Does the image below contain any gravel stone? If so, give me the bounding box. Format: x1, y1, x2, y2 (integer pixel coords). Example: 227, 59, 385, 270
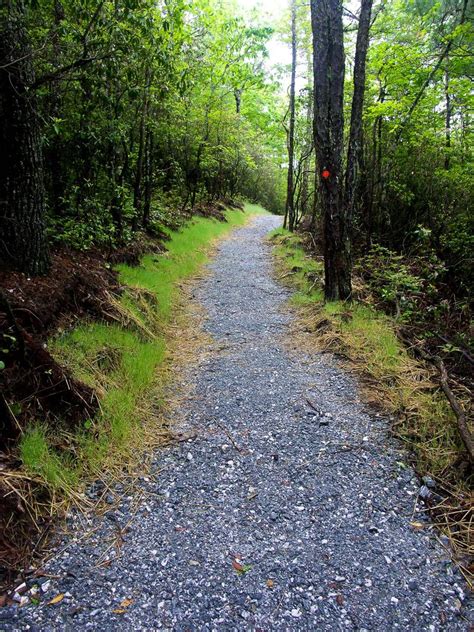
4, 214, 472, 631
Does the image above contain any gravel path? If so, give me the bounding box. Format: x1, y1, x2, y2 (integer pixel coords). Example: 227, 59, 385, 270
3, 214, 472, 631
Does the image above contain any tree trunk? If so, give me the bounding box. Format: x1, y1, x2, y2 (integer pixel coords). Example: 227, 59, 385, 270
234, 88, 242, 114
285, 0, 297, 232
143, 129, 154, 229
444, 65, 451, 170
300, 68, 314, 221
133, 65, 152, 226
344, 0, 373, 239
0, 1, 50, 275
310, 0, 349, 300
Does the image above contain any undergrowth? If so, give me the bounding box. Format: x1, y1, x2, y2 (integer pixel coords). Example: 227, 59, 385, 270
19, 205, 262, 493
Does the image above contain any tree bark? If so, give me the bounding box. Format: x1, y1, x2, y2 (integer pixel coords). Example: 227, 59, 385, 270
310, 0, 349, 300
133, 65, 152, 225
143, 129, 154, 229
344, 0, 373, 239
0, 1, 50, 275
285, 0, 297, 232
444, 65, 451, 170
300, 72, 314, 221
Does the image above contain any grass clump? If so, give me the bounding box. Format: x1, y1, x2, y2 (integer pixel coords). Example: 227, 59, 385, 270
20, 426, 79, 491
22, 205, 259, 493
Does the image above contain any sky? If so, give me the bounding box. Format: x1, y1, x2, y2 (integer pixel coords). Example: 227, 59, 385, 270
236, 0, 292, 69
235, 0, 362, 74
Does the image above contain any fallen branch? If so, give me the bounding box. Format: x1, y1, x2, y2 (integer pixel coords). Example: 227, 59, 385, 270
401, 335, 473, 462
433, 355, 473, 462
214, 420, 242, 452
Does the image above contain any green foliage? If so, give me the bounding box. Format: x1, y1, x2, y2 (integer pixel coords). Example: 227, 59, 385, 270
22, 0, 285, 252
20, 426, 79, 491
362, 0, 473, 294
360, 245, 423, 320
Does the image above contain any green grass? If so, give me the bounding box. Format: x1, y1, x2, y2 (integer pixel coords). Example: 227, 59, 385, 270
20, 426, 79, 490
270, 228, 463, 483
20, 204, 264, 490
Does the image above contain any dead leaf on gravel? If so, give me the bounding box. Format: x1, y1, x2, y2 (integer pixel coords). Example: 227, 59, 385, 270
232, 559, 244, 572
232, 558, 252, 575
120, 598, 134, 608
410, 521, 425, 530
48, 594, 64, 605
113, 597, 134, 614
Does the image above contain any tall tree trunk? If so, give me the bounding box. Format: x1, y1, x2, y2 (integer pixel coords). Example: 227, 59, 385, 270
300, 80, 314, 221
444, 65, 451, 170
234, 88, 242, 114
133, 65, 152, 226
0, 1, 50, 275
143, 129, 154, 229
310, 0, 349, 300
366, 78, 384, 247
285, 0, 297, 232
344, 0, 373, 239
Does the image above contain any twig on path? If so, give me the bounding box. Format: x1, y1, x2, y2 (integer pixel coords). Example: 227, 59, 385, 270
172, 432, 198, 443
213, 420, 243, 452
94, 491, 145, 567
305, 397, 321, 414
295, 442, 373, 471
